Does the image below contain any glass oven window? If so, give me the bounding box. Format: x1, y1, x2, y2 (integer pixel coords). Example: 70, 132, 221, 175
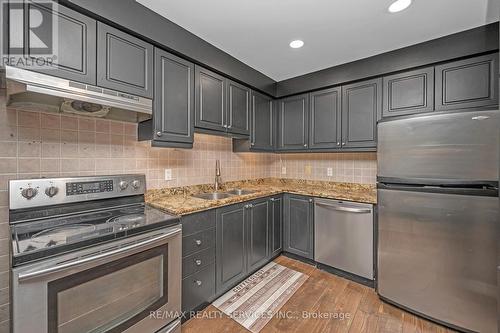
47, 245, 168, 333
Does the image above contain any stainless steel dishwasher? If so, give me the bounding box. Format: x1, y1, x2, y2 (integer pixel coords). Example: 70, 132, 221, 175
314, 198, 374, 280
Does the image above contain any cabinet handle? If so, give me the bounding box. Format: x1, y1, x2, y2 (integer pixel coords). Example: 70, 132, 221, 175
309, 198, 313, 203
342, 142, 345, 146
250, 142, 255, 146
227, 125, 232, 129
195, 239, 202, 246
303, 144, 307, 147
336, 142, 340, 146
195, 280, 202, 286
195, 259, 202, 266
156, 132, 162, 137
270, 198, 275, 202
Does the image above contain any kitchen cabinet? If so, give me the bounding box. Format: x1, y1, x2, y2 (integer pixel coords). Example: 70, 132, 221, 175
435, 53, 499, 111
341, 78, 382, 149
10, 0, 97, 84
195, 66, 226, 132
246, 200, 270, 272
269, 196, 283, 259
97, 22, 153, 98
151, 48, 194, 146
283, 194, 314, 260
277, 94, 309, 150
227, 80, 251, 135
250, 91, 275, 151
382, 67, 434, 118
309, 87, 342, 149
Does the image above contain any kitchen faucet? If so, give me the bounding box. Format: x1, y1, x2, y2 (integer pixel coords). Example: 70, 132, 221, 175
215, 160, 222, 192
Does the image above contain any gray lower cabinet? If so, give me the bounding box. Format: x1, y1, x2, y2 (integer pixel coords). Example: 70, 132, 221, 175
269, 196, 283, 258
278, 94, 309, 150
341, 78, 382, 149
195, 66, 226, 132
382, 67, 434, 118
435, 53, 499, 111
227, 80, 251, 135
181, 211, 216, 313
250, 92, 275, 151
309, 87, 342, 149
97, 22, 154, 98
283, 194, 314, 260
150, 48, 194, 147
10, 0, 97, 85
246, 199, 270, 273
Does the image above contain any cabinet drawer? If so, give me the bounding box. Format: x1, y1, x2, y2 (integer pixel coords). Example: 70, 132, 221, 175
181, 210, 216, 236
182, 246, 215, 278
182, 264, 216, 313
183, 228, 215, 256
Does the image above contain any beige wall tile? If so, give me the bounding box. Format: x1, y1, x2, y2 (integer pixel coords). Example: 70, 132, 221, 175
41, 113, 61, 129
61, 115, 78, 130
18, 111, 40, 128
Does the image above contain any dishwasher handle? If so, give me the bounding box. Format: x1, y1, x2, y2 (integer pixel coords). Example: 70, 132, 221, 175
315, 202, 372, 214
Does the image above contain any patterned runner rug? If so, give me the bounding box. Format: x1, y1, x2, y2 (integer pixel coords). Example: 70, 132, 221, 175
212, 262, 308, 333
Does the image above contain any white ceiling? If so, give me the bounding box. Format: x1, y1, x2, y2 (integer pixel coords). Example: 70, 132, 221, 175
136, 0, 499, 81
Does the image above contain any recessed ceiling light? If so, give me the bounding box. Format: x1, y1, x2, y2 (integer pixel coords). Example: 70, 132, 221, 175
388, 0, 412, 13
289, 40, 304, 49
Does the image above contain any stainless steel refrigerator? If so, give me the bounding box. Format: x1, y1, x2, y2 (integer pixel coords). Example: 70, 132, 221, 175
377, 109, 499, 333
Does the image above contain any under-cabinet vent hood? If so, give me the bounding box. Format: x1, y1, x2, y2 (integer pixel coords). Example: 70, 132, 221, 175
5, 66, 152, 123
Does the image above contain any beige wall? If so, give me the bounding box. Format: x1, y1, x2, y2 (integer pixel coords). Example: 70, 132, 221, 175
0, 86, 377, 331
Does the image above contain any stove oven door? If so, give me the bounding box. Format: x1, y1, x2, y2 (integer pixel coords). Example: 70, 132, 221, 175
11, 225, 182, 333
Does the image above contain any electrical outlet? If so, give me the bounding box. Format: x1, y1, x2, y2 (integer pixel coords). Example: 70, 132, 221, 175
327, 167, 333, 177
164, 169, 172, 180
305, 165, 312, 175
281, 166, 287, 175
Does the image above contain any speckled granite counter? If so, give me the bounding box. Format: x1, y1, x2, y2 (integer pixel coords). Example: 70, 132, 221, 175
145, 178, 376, 216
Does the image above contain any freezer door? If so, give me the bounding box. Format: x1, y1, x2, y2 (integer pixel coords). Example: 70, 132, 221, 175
377, 110, 499, 183
378, 188, 498, 333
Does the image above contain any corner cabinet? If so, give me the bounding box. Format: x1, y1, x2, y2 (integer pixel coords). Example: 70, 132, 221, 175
246, 200, 270, 273
269, 196, 283, 258
151, 48, 194, 147
283, 194, 314, 260
341, 78, 382, 149
277, 94, 309, 150
250, 92, 275, 151
227, 80, 251, 135
309, 87, 342, 149
97, 23, 154, 98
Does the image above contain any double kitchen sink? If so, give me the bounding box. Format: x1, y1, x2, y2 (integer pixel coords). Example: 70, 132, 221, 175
192, 189, 256, 200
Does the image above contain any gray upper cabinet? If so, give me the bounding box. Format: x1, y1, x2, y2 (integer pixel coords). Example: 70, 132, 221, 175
278, 94, 309, 150
227, 80, 250, 135
309, 87, 342, 149
250, 92, 274, 151
153, 48, 194, 145
246, 199, 270, 273
435, 53, 499, 111
341, 78, 382, 149
269, 196, 283, 259
13, 1, 97, 84
195, 66, 226, 132
216, 203, 247, 294
97, 23, 153, 98
283, 194, 314, 260
383, 67, 434, 118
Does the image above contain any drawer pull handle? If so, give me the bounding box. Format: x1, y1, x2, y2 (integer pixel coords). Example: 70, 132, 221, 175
195, 259, 202, 266
195, 280, 202, 286
195, 239, 202, 246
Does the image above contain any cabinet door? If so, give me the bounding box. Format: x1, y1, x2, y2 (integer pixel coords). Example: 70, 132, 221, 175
383, 67, 434, 118
341, 78, 382, 149
270, 196, 283, 258
435, 54, 499, 111
97, 22, 153, 98
247, 199, 270, 273
195, 66, 226, 132
284, 195, 314, 260
227, 80, 250, 135
13, 1, 96, 84
250, 92, 274, 151
278, 94, 309, 150
153, 48, 194, 144
216, 203, 247, 294
309, 87, 342, 149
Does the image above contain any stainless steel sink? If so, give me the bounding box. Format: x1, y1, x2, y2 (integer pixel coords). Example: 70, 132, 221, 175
226, 189, 256, 196
192, 192, 234, 200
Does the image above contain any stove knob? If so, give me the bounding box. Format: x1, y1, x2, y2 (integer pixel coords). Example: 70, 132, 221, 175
119, 181, 129, 191
45, 186, 58, 198
21, 187, 38, 200
131, 180, 141, 190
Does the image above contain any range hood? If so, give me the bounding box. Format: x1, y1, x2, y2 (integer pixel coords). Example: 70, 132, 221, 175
5, 66, 152, 123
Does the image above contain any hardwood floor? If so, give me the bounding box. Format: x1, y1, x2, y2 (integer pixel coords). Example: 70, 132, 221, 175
182, 256, 457, 333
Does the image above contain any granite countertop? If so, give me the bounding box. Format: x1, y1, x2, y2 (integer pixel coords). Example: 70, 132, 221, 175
145, 178, 376, 216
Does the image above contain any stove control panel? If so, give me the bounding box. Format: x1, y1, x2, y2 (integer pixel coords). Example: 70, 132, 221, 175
9, 175, 146, 210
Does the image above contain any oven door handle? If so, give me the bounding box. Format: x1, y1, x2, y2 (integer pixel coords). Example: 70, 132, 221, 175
17, 228, 181, 283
